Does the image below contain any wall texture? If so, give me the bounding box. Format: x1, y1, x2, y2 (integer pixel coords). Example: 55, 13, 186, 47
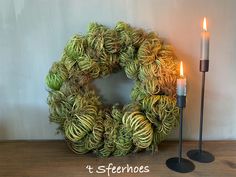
0, 0, 236, 140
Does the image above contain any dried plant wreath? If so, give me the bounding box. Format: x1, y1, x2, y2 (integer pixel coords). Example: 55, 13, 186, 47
46, 22, 180, 157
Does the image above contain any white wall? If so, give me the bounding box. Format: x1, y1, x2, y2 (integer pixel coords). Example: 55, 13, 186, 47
0, 0, 236, 140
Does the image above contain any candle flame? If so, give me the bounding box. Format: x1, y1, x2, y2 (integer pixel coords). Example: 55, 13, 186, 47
203, 17, 207, 31
180, 61, 184, 77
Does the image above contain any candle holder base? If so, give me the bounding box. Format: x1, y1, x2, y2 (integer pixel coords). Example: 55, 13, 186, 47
166, 157, 195, 173
187, 149, 214, 163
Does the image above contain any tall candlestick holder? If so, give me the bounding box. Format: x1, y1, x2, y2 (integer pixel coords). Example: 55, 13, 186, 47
187, 60, 215, 163
166, 95, 195, 173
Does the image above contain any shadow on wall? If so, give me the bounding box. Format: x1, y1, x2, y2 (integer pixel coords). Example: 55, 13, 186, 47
0, 120, 9, 140
0, 104, 62, 140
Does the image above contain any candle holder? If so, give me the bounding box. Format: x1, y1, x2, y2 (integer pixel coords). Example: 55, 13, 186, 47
166, 96, 195, 173
187, 60, 215, 163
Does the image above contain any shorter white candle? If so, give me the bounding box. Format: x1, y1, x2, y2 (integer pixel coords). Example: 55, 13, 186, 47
201, 17, 210, 60
177, 61, 186, 96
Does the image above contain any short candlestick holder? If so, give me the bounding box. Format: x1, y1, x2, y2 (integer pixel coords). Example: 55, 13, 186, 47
166, 96, 195, 173
187, 60, 214, 163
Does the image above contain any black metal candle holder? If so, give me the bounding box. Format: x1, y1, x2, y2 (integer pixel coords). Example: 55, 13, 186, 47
166, 96, 195, 173
187, 60, 215, 163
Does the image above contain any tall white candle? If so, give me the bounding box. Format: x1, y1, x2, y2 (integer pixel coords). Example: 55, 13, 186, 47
201, 17, 210, 60
177, 61, 186, 96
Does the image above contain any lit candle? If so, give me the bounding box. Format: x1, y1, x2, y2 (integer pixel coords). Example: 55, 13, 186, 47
201, 17, 210, 60
177, 61, 186, 96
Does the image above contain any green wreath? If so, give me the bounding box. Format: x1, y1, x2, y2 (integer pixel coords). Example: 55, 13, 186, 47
46, 22, 180, 157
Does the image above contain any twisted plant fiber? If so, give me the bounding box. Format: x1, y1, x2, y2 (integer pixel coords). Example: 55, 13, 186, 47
46, 22, 180, 157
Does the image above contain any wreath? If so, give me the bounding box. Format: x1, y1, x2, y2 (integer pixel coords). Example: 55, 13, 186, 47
46, 22, 179, 157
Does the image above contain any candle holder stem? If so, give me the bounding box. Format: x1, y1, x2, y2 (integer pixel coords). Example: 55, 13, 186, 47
166, 96, 195, 173
178, 108, 183, 163
187, 67, 215, 163
199, 72, 205, 152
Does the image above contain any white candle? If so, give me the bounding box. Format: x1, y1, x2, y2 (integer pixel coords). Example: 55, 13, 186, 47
177, 61, 186, 96
201, 17, 210, 60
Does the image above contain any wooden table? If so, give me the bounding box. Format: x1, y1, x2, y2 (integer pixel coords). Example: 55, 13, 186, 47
0, 141, 235, 177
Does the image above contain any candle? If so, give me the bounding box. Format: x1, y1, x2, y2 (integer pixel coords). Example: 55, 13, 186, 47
177, 61, 186, 96
201, 17, 210, 60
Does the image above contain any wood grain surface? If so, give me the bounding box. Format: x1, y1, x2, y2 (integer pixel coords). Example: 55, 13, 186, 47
0, 141, 235, 177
